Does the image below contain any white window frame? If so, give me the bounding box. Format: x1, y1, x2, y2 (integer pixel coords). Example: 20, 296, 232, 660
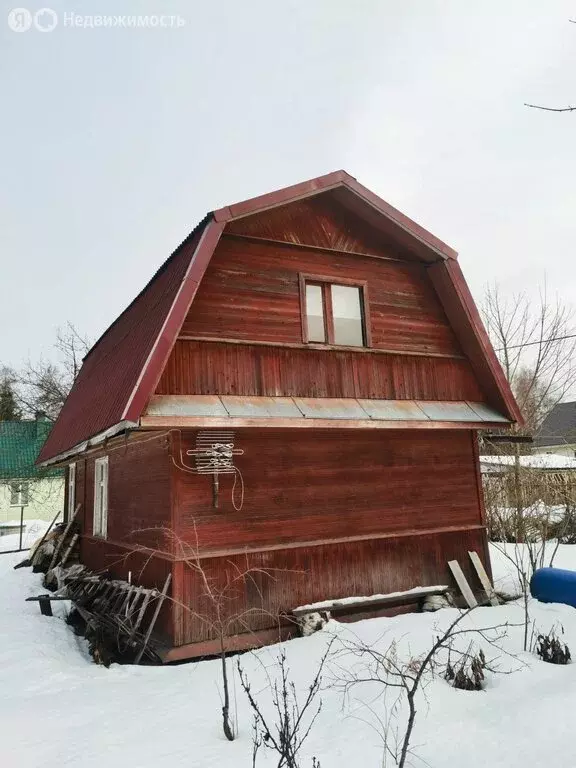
10, 481, 29, 507
93, 457, 108, 538
67, 463, 76, 520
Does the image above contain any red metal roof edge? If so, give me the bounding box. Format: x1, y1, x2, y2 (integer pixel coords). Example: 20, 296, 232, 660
213, 170, 458, 261
428, 259, 523, 425
122, 218, 226, 423
82, 214, 211, 364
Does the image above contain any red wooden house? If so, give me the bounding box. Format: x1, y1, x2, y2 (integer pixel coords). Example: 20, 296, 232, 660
38, 171, 520, 660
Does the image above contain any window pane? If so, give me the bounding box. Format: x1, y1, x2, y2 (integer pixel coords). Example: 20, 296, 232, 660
10, 483, 19, 505
305, 284, 326, 343
331, 285, 364, 346
20, 482, 29, 506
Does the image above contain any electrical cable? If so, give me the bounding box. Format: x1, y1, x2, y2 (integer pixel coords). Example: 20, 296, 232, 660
231, 467, 244, 512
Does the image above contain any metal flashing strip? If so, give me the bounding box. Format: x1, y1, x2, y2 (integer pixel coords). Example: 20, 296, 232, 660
357, 399, 427, 421
145, 394, 228, 418
417, 401, 481, 422
145, 395, 510, 425
466, 401, 510, 423
220, 396, 303, 418
292, 397, 368, 420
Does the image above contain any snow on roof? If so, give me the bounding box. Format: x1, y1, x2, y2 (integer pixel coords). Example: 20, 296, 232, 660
480, 454, 576, 471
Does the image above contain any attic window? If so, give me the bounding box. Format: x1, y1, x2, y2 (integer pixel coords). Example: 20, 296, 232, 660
301, 276, 370, 348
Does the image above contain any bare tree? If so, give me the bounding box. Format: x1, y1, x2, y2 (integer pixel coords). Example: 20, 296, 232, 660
524, 19, 576, 112
0, 367, 21, 420
482, 284, 576, 435
16, 323, 90, 420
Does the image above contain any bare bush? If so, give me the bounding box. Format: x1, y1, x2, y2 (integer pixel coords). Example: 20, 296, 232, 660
444, 645, 486, 691
238, 642, 332, 768
333, 610, 515, 768
534, 625, 571, 665
131, 524, 294, 742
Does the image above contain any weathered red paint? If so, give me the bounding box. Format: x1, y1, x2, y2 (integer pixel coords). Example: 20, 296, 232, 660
39, 172, 522, 660
123, 220, 226, 424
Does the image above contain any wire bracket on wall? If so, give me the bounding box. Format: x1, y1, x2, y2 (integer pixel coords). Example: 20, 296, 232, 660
185, 431, 244, 509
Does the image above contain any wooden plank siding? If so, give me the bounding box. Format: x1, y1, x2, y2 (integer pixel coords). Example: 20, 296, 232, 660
179, 235, 462, 355
173, 527, 488, 648
167, 427, 488, 647
172, 428, 483, 551
79, 433, 174, 556
157, 232, 492, 406
223, 193, 418, 260
77, 434, 176, 641
157, 340, 484, 401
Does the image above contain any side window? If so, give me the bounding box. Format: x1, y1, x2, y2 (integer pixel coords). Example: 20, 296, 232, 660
301, 276, 369, 348
67, 463, 76, 519
10, 481, 29, 506
93, 457, 108, 538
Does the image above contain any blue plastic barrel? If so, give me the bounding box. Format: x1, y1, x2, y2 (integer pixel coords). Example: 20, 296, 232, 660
530, 567, 576, 608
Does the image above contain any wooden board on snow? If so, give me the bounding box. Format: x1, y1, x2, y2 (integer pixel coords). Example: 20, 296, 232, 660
448, 560, 478, 608
468, 550, 499, 606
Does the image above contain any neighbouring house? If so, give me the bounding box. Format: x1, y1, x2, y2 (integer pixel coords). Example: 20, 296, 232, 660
37, 171, 521, 660
534, 401, 576, 458
0, 416, 64, 533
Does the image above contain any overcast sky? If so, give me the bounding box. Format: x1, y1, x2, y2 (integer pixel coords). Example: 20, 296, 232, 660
2, 0, 576, 366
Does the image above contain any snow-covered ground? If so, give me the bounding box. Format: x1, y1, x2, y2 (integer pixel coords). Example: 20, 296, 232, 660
480, 453, 576, 470
3, 544, 576, 767
0, 519, 51, 553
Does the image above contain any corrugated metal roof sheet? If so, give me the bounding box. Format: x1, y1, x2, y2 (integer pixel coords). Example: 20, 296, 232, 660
144, 396, 510, 424
37, 220, 209, 464
0, 421, 62, 479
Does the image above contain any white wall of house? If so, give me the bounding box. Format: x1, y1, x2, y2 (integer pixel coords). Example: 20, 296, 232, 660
0, 477, 64, 525
533, 444, 576, 459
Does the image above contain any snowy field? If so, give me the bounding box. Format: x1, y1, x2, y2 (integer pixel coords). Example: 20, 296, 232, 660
0, 519, 52, 553
3, 544, 576, 767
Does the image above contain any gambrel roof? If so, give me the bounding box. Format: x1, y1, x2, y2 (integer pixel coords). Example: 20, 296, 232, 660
38, 171, 521, 465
